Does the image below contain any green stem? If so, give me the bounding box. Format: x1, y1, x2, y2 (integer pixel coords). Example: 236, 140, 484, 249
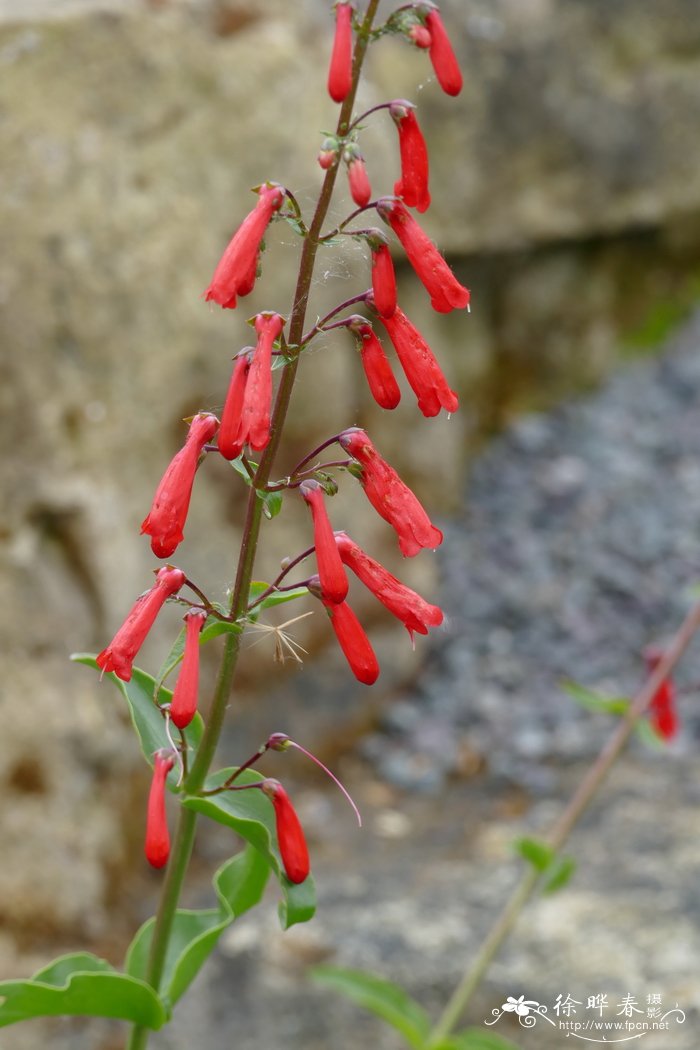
426, 600, 700, 1048
126, 4, 381, 1047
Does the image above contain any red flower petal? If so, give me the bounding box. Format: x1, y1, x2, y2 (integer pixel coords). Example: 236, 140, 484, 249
371, 243, 398, 319
263, 779, 310, 884
238, 312, 284, 452
328, 2, 354, 103
378, 304, 457, 417
204, 184, 284, 309
425, 9, 463, 96
145, 751, 175, 869
391, 102, 431, 214
338, 428, 442, 557
97, 566, 186, 682
141, 413, 219, 559
218, 351, 251, 461
322, 597, 380, 685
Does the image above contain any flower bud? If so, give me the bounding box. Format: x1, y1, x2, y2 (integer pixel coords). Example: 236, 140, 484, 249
218, 350, 252, 461
344, 145, 372, 208
237, 312, 285, 452
347, 317, 401, 410
170, 608, 207, 729
408, 23, 431, 49
318, 136, 339, 170
321, 595, 380, 685
328, 2, 354, 103
145, 750, 176, 869
261, 779, 310, 884
300, 479, 349, 604
425, 8, 463, 96
644, 648, 679, 741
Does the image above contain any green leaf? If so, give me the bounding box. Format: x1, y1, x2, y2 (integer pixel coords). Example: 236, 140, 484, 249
258, 489, 283, 520
260, 586, 310, 610
229, 456, 256, 486
512, 836, 554, 873
73, 656, 203, 770
542, 855, 576, 894
126, 845, 269, 1006
183, 768, 316, 930
444, 1029, 522, 1050
562, 681, 630, 715
0, 953, 165, 1029
310, 966, 430, 1050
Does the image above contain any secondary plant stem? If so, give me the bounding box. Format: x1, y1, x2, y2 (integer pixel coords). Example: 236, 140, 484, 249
426, 599, 700, 1048
126, 4, 381, 1047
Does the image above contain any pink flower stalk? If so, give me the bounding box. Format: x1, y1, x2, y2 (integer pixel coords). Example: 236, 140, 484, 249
204, 183, 285, 309
145, 750, 175, 869
378, 303, 458, 417
645, 649, 679, 741
390, 101, 431, 214
97, 566, 186, 682
338, 427, 442, 557
141, 413, 220, 559
335, 531, 443, 643
261, 779, 310, 884
345, 147, 372, 208
370, 240, 398, 319
377, 197, 470, 313
328, 1, 354, 103
238, 312, 285, 452
300, 479, 348, 604
425, 8, 463, 96
170, 608, 207, 729
408, 23, 432, 49
348, 316, 401, 410
321, 594, 380, 685
218, 351, 251, 461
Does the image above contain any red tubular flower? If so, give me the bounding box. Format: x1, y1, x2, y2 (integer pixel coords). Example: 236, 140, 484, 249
170, 608, 207, 729
425, 8, 463, 96
300, 480, 348, 604
377, 197, 469, 314
145, 750, 175, 869
345, 147, 372, 208
204, 184, 285, 309
320, 594, 380, 685
347, 316, 401, 410
141, 413, 219, 559
328, 1, 354, 103
97, 566, 186, 682
645, 649, 679, 740
369, 238, 397, 319
338, 428, 442, 557
218, 351, 252, 461
378, 303, 457, 417
238, 312, 284, 452
390, 101, 431, 214
261, 779, 310, 884
335, 531, 443, 642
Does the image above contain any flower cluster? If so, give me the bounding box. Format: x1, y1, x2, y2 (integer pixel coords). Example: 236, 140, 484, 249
94, 2, 465, 881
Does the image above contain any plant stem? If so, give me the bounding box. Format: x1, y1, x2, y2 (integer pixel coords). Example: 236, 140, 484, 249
426, 599, 700, 1048
126, 4, 381, 1046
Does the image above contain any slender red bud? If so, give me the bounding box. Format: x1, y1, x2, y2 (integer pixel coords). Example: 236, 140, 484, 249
345, 146, 372, 208
204, 184, 285, 309
218, 351, 252, 461
425, 9, 463, 96
145, 750, 176, 869
141, 413, 219, 559
644, 648, 679, 741
328, 2, 354, 103
347, 316, 401, 410
300, 480, 349, 604
377, 197, 469, 313
390, 101, 431, 214
370, 241, 398, 319
377, 303, 457, 417
335, 531, 443, 643
338, 427, 442, 557
238, 312, 285, 452
262, 779, 310, 884
314, 585, 380, 685
170, 608, 207, 729
97, 566, 186, 681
